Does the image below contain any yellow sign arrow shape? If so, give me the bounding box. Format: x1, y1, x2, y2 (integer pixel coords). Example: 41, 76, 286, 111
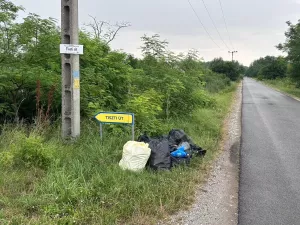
95, 113, 134, 124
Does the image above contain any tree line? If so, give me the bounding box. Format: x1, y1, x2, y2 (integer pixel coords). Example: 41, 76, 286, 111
246, 20, 300, 87
0, 0, 244, 133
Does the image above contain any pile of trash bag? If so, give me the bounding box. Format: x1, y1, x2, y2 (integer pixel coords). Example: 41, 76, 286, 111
119, 129, 206, 171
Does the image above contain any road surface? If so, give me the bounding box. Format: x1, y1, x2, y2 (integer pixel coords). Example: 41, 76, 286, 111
239, 78, 300, 225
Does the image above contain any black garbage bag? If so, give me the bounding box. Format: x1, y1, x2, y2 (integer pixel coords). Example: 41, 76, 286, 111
138, 129, 206, 170
148, 138, 171, 170
137, 133, 151, 143
168, 129, 189, 146
168, 129, 207, 158
190, 144, 207, 157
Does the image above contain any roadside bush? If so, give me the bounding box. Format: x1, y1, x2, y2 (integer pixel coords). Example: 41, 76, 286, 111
125, 89, 163, 134
16, 134, 55, 169
0, 131, 56, 170
192, 90, 216, 108
166, 88, 217, 119
203, 72, 231, 93
209, 58, 244, 81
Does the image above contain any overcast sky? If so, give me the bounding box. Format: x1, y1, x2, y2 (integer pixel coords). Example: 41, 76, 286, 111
12, 0, 300, 65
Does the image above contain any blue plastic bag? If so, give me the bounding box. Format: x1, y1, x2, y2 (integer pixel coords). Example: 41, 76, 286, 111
171, 148, 187, 158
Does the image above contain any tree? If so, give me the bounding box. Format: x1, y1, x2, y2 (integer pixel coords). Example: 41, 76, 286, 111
277, 20, 300, 86
140, 34, 169, 58
79, 32, 132, 115
17, 13, 60, 70
209, 58, 241, 81
0, 1, 234, 129
0, 1, 60, 122
86, 15, 130, 44
258, 56, 287, 79
245, 56, 287, 80
0, 0, 23, 64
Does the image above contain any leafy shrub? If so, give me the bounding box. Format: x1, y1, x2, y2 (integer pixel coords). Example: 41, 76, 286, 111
125, 89, 163, 134
0, 132, 56, 170
203, 72, 231, 93
16, 134, 55, 169
192, 90, 216, 108
166, 88, 216, 118
209, 58, 244, 81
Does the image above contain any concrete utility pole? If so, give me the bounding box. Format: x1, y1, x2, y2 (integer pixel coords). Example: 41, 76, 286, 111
228, 50, 238, 62
61, 0, 80, 138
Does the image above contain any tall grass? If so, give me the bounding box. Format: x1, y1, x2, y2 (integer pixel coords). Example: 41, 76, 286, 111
0, 85, 237, 225
262, 78, 300, 98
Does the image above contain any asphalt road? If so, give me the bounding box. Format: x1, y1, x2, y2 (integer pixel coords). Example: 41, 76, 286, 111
239, 78, 300, 225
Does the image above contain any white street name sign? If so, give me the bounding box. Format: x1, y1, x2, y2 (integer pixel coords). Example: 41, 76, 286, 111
60, 44, 84, 55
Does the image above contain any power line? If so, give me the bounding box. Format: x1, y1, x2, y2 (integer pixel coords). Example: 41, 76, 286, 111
187, 0, 221, 49
218, 0, 235, 50
200, 0, 231, 50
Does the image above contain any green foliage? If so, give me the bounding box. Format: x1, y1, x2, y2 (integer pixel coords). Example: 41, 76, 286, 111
277, 20, 300, 86
0, 151, 14, 167
140, 34, 169, 58
0, 2, 61, 122
191, 90, 216, 108
0, 130, 56, 170
80, 47, 132, 115
246, 56, 287, 80
14, 134, 55, 169
0, 1, 236, 129
0, 66, 60, 122
125, 89, 163, 134
130, 35, 224, 121
0, 0, 24, 63
249, 19, 300, 90
17, 13, 60, 69
209, 58, 243, 81
202, 71, 231, 93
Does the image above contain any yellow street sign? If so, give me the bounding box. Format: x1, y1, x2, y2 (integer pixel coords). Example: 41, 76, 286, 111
95, 112, 134, 124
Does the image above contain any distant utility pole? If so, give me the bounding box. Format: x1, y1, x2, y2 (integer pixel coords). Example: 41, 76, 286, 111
228, 50, 238, 62
61, 0, 80, 138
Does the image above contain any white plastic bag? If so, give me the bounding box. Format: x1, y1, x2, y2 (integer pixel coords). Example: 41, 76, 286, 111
119, 141, 151, 172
